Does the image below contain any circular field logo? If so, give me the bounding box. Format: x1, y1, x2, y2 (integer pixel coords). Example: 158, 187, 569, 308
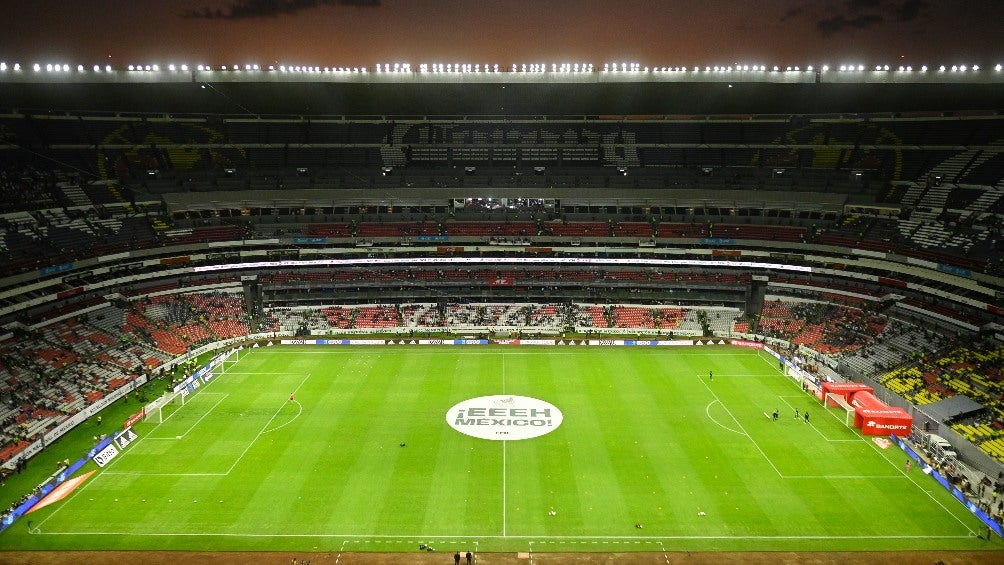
447, 395, 563, 441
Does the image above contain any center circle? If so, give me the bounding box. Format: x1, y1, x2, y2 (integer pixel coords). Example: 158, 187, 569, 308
446, 395, 563, 441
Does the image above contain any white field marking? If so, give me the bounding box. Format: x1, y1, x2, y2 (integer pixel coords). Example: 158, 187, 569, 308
99, 471, 226, 476
146, 390, 227, 432
262, 399, 303, 435
32, 531, 976, 541
776, 395, 858, 443
223, 372, 313, 475
268, 349, 760, 356
148, 393, 229, 440
501, 352, 507, 537
209, 372, 308, 376
335, 539, 347, 565
859, 431, 979, 536
502, 439, 508, 538
698, 377, 784, 478
33, 363, 235, 530
782, 475, 906, 479
704, 400, 745, 436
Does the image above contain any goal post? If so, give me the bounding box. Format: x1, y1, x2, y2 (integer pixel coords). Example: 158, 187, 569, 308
143, 389, 186, 424
824, 392, 856, 427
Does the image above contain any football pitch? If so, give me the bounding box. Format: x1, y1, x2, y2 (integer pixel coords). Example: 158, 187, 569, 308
6, 345, 994, 554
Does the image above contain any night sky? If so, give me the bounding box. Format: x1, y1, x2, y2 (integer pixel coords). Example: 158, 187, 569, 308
3, 0, 1003, 68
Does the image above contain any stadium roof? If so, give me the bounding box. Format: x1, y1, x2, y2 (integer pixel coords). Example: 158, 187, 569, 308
2, 65, 1003, 116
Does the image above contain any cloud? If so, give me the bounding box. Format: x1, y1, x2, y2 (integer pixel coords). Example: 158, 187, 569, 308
183, 0, 380, 20
846, 0, 884, 10
779, 4, 806, 23
895, 0, 929, 21
816, 13, 885, 35
779, 0, 932, 36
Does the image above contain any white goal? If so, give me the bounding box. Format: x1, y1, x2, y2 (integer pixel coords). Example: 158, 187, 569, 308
143, 389, 186, 424
824, 392, 856, 427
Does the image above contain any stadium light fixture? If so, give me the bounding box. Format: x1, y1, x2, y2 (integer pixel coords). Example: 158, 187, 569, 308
857, 64, 864, 71
921, 65, 928, 72
13, 63, 20, 71
0, 62, 5, 72
822, 65, 829, 72
972, 65, 979, 71
77, 64, 84, 72
93, 64, 100, 72
46, 63, 53, 72
997, 64, 1002, 71
104, 64, 111, 72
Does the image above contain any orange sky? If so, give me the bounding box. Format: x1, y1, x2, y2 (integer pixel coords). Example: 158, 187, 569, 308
3, 0, 1002, 68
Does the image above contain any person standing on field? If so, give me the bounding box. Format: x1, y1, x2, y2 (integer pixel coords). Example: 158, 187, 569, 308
454, 551, 461, 565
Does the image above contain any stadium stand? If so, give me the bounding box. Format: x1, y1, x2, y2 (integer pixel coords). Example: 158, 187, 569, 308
1, 71, 1003, 483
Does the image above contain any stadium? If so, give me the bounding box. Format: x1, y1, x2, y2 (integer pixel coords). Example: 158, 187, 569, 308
1, 59, 1003, 564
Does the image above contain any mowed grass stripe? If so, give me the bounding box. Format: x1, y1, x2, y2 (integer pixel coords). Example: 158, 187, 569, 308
9, 346, 990, 553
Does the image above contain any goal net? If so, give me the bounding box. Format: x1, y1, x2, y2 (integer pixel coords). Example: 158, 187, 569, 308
143, 390, 186, 424
218, 347, 240, 375
824, 392, 856, 427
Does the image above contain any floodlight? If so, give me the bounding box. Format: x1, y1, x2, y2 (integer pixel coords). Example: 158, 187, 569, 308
921, 65, 927, 71
14, 63, 20, 71
972, 65, 979, 71
93, 64, 100, 72
104, 64, 111, 72
960, 65, 967, 71
997, 64, 1002, 71
0, 62, 6, 72
46, 63, 53, 72
151, 64, 159, 71
822, 65, 829, 71
33, 63, 41, 72
197, 64, 205, 71
939, 65, 946, 71
857, 64, 864, 71
181, 64, 188, 71
168, 64, 176, 71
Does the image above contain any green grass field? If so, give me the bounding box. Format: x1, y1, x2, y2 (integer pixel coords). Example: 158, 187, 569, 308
3, 345, 996, 554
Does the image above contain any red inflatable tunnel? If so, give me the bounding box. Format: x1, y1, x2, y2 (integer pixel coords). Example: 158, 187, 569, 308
856, 407, 913, 435
849, 391, 913, 435
821, 382, 874, 407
